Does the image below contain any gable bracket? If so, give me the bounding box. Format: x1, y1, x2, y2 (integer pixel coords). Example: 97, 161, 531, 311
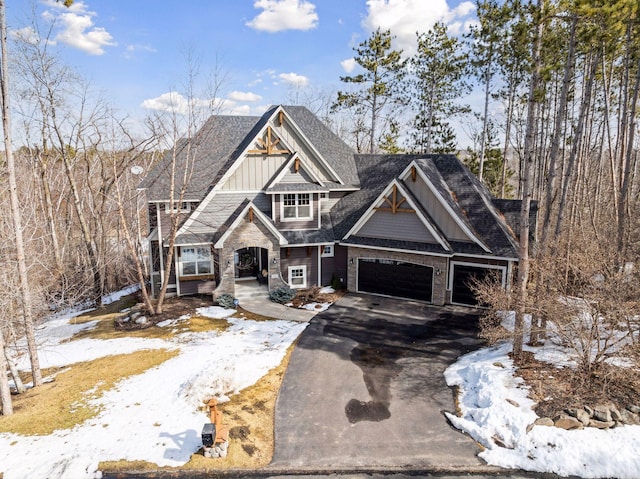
375, 184, 415, 214
248, 126, 291, 155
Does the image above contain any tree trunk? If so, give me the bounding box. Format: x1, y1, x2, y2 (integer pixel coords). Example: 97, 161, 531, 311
4, 345, 25, 394
0, 0, 42, 387
0, 327, 12, 415
514, 0, 545, 361
541, 15, 577, 247
554, 52, 600, 239
616, 56, 640, 262
478, 48, 493, 182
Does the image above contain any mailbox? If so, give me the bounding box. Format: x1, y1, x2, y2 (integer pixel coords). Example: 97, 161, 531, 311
201, 423, 216, 447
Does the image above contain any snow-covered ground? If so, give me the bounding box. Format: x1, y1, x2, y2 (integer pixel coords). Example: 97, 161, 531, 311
1, 296, 307, 479
4, 287, 639, 479
445, 339, 640, 478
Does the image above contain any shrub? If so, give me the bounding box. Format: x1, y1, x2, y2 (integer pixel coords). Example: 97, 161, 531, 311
269, 286, 296, 304
330, 274, 344, 291
216, 293, 237, 309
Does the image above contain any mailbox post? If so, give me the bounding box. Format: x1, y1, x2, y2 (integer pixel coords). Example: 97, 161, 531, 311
201, 398, 230, 458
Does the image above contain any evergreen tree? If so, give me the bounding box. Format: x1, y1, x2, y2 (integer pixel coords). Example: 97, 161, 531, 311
407, 23, 469, 154
332, 28, 406, 154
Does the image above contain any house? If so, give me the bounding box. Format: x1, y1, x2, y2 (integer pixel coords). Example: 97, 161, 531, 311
138, 105, 535, 307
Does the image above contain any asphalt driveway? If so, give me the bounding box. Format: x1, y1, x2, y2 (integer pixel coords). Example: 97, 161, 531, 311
270, 293, 495, 472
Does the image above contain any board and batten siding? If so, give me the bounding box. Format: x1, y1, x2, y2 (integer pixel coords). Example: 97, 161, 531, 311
274, 123, 334, 182
221, 154, 289, 191
358, 210, 436, 243
279, 246, 318, 288
403, 177, 469, 242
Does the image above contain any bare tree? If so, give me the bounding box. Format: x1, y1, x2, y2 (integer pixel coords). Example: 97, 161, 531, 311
0, 0, 41, 394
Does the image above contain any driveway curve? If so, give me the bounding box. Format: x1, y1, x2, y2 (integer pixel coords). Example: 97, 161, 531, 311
270, 293, 493, 472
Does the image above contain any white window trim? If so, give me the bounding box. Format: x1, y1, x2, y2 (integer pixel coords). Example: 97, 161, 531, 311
165, 201, 191, 214
321, 244, 334, 258
280, 193, 313, 222
179, 246, 213, 277
288, 265, 307, 289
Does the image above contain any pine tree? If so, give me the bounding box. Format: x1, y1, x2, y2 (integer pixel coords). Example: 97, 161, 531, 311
407, 23, 469, 154
332, 28, 406, 154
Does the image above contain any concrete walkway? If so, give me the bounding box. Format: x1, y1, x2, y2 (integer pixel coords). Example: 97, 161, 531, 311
234, 281, 318, 322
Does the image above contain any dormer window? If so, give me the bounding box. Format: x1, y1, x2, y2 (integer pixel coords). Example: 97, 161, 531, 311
282, 193, 312, 220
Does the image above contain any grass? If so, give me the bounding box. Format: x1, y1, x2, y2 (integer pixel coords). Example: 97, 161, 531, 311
4, 293, 301, 473
0, 349, 178, 435
99, 343, 295, 472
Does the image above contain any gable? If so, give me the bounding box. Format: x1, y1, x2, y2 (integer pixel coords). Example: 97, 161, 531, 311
400, 162, 490, 252
346, 180, 449, 250
402, 165, 470, 242
219, 107, 342, 193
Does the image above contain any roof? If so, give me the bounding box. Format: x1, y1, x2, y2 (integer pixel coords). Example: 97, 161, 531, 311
332, 154, 520, 259
139, 115, 261, 202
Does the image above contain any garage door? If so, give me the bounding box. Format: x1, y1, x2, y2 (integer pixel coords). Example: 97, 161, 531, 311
358, 259, 433, 302
452, 264, 503, 306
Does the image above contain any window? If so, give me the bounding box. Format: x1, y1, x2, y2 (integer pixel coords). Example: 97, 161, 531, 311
321, 245, 334, 257
288, 265, 307, 288
282, 193, 312, 220
180, 246, 212, 276
166, 201, 191, 213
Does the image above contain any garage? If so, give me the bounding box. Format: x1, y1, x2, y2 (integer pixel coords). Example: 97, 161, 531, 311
451, 263, 504, 306
357, 259, 433, 302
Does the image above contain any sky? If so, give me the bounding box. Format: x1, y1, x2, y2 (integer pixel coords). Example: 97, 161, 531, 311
4, 0, 478, 123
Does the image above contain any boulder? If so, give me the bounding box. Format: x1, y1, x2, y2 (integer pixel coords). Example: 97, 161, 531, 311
620, 409, 640, 425
554, 414, 583, 430
627, 404, 640, 414
534, 417, 555, 427
584, 405, 594, 416
610, 407, 623, 422
135, 316, 148, 325
593, 405, 612, 423
588, 419, 615, 429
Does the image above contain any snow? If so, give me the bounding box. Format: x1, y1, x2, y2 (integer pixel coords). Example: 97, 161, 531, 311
445, 343, 640, 478
1, 294, 307, 479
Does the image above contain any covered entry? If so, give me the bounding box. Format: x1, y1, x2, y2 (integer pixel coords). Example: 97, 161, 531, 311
451, 263, 505, 306
357, 258, 433, 302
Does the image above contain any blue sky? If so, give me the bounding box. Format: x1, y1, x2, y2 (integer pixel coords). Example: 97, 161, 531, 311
5, 0, 478, 121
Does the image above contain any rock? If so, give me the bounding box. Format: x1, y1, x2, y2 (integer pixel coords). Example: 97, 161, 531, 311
493, 362, 505, 368
610, 407, 623, 422
120, 316, 130, 323
535, 417, 555, 426
593, 405, 612, 422
576, 409, 591, 426
506, 398, 520, 408
130, 312, 141, 321
584, 405, 594, 416
135, 316, 148, 325
565, 408, 580, 418
627, 404, 640, 414
554, 414, 583, 430
588, 419, 615, 429
620, 409, 640, 425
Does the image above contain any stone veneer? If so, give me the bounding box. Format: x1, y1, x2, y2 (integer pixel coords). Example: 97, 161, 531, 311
346, 247, 449, 305
214, 215, 286, 299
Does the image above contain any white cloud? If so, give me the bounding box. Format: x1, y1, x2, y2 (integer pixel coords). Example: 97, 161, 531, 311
279, 72, 309, 87
141, 92, 212, 115
43, 0, 116, 55
228, 91, 263, 102
340, 58, 357, 73
247, 0, 319, 32
10, 26, 41, 45
363, 0, 475, 54
124, 43, 157, 59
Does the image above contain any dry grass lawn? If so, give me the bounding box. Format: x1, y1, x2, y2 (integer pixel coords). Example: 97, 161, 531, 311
2, 293, 301, 473
0, 349, 178, 435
